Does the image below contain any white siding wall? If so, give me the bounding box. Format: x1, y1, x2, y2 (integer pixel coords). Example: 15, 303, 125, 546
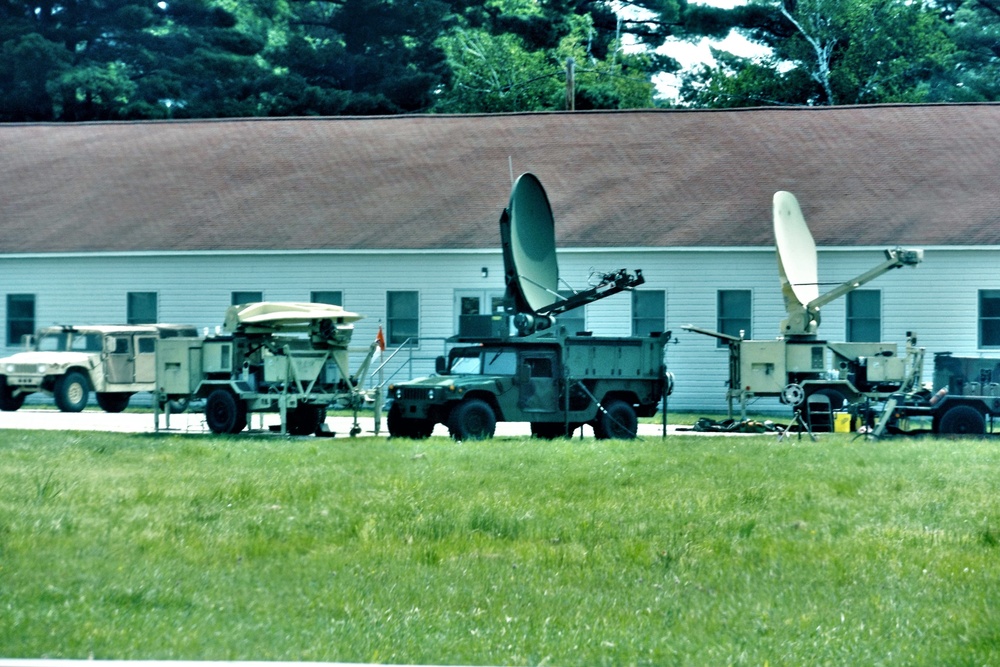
2, 246, 998, 413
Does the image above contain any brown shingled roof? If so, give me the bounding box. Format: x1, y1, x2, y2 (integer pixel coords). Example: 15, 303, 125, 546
2, 105, 999, 253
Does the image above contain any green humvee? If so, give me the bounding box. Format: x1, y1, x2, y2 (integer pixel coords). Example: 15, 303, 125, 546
387, 327, 671, 440
387, 172, 672, 440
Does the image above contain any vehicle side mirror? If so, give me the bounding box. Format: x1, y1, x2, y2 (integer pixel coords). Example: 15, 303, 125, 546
517, 363, 531, 386
21, 334, 33, 350
435, 355, 448, 374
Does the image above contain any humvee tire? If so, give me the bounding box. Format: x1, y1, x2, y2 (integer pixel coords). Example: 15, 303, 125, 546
448, 398, 496, 440
54, 371, 90, 412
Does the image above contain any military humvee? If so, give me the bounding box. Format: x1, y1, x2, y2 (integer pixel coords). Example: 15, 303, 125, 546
385, 173, 672, 440
387, 327, 671, 440
0, 324, 196, 412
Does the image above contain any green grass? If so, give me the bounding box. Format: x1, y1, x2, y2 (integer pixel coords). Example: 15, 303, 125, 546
2, 430, 999, 665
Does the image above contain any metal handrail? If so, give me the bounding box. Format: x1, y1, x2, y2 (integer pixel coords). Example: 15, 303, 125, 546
366, 336, 451, 390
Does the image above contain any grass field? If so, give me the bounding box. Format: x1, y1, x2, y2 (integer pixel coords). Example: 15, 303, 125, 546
1, 429, 999, 665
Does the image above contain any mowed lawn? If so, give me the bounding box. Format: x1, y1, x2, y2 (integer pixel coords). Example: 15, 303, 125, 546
1, 429, 999, 666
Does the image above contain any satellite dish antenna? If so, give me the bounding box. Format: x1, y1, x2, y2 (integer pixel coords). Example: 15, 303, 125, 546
499, 172, 646, 336
774, 191, 819, 307
773, 191, 924, 338
501, 173, 560, 319
774, 191, 820, 336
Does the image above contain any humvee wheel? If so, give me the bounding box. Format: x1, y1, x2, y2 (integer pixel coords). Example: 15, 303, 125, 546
387, 402, 433, 439
54, 371, 90, 412
96, 392, 131, 413
205, 389, 247, 435
0, 378, 25, 411
448, 398, 496, 441
287, 404, 326, 436
938, 405, 986, 437
594, 399, 638, 440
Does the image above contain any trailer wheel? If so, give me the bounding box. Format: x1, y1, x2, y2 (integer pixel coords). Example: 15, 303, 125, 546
0, 377, 25, 411
938, 405, 986, 437
811, 388, 848, 411
96, 392, 131, 413
205, 389, 247, 435
594, 399, 638, 440
287, 404, 325, 436
448, 399, 496, 441
54, 371, 90, 412
387, 403, 434, 439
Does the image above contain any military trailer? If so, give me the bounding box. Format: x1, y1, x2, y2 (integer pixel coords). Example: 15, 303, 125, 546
386, 173, 672, 440
684, 191, 923, 430
0, 323, 197, 413
863, 352, 1000, 437
154, 302, 379, 436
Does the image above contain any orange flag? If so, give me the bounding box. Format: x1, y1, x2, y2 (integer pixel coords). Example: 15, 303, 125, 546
376, 326, 386, 352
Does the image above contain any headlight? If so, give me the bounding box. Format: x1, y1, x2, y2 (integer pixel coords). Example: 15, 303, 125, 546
4, 364, 13, 373
36, 364, 47, 373
395, 388, 403, 399
427, 389, 435, 400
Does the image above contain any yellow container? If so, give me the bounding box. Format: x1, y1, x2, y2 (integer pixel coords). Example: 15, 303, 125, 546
833, 412, 853, 433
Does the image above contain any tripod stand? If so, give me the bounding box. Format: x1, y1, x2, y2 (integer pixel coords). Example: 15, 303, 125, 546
777, 409, 816, 442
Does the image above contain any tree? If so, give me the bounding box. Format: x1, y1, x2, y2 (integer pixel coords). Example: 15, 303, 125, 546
432, 3, 663, 112
0, 0, 270, 121
678, 0, 954, 107
936, 0, 1000, 101
259, 0, 452, 115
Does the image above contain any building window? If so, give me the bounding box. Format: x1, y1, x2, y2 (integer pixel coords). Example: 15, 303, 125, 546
127, 292, 157, 325
556, 290, 586, 334
387, 291, 418, 345
311, 290, 343, 306
980, 290, 1000, 348
717, 289, 751, 345
846, 290, 880, 342
7, 294, 35, 346
632, 290, 666, 336
232, 291, 263, 306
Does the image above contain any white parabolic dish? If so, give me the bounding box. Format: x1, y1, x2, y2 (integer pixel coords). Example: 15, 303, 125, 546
773, 190, 819, 308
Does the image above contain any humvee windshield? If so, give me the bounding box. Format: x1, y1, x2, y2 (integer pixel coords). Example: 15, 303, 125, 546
36, 332, 103, 352
449, 349, 518, 375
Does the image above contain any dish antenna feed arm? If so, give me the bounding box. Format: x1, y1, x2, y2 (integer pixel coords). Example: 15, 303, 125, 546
773, 191, 923, 338
498, 173, 645, 336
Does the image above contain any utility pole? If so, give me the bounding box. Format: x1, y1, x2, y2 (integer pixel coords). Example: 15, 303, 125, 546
565, 57, 575, 111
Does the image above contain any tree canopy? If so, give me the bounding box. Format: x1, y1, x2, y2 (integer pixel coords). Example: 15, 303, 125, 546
676, 0, 1000, 107
0, 0, 998, 120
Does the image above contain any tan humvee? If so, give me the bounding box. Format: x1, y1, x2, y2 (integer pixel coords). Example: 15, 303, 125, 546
0, 324, 197, 412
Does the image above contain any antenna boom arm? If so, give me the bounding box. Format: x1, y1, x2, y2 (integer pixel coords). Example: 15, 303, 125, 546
537, 269, 645, 317
806, 247, 923, 313
783, 247, 922, 336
